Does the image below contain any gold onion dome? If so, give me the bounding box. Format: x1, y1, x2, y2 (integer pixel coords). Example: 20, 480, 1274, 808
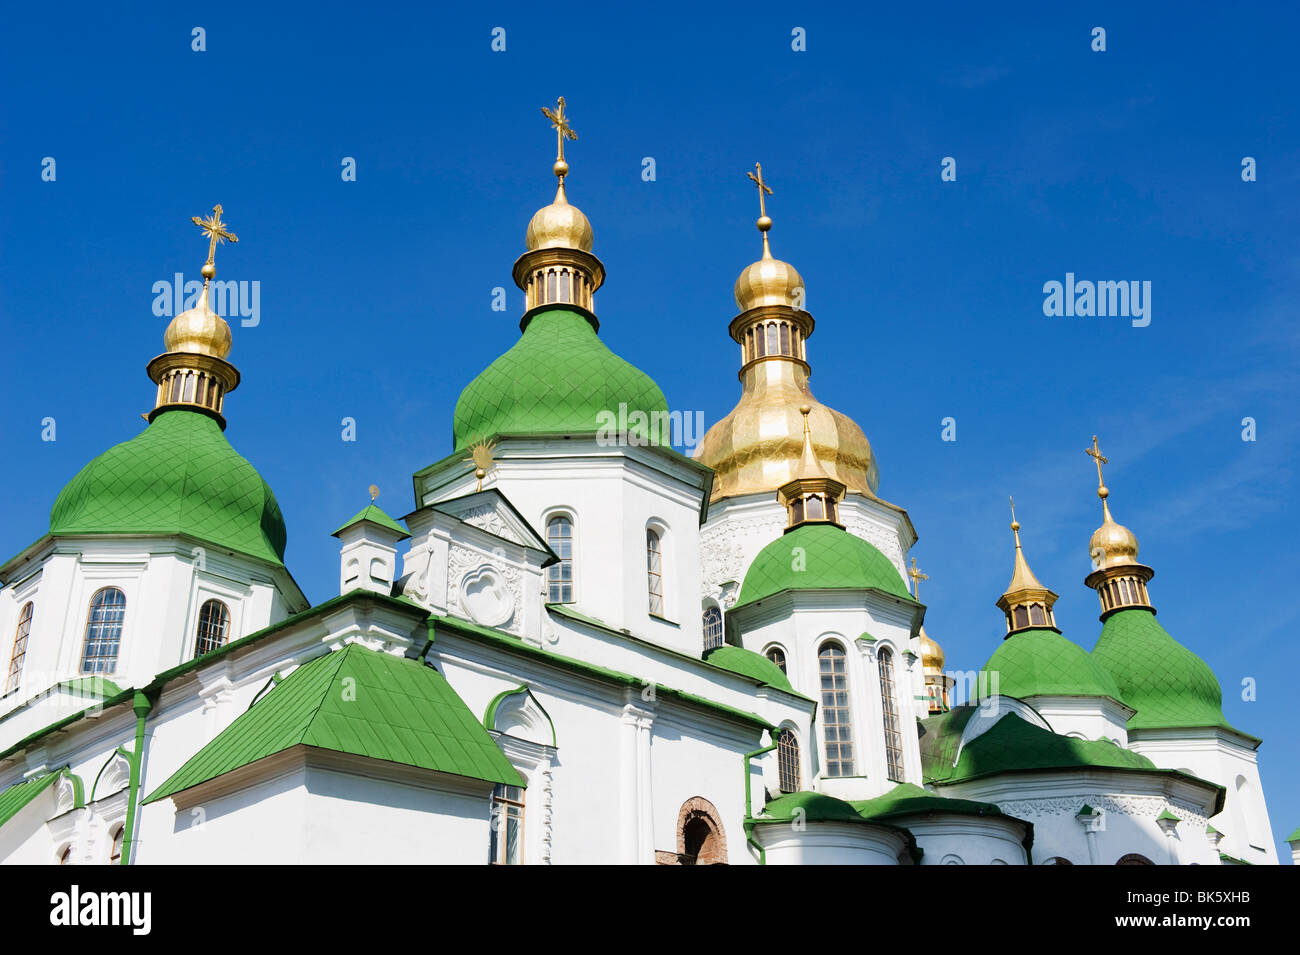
164, 276, 232, 358
919, 629, 944, 672
525, 180, 594, 252
696, 163, 879, 501
1084, 435, 1141, 571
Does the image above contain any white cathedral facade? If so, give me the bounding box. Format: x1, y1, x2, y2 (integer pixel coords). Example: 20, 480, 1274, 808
0, 104, 1289, 866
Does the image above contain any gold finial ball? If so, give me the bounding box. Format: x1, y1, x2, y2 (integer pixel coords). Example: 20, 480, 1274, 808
553, 159, 569, 179
756, 215, 773, 232
1098, 485, 1109, 499
476, 467, 487, 480
200, 262, 216, 280
799, 404, 811, 416
1011, 520, 1020, 531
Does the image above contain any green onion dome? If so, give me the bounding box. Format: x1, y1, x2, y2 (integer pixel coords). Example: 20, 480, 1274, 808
704, 645, 793, 691
452, 309, 670, 452
1091, 607, 1232, 731
977, 628, 1123, 702
49, 409, 287, 565
734, 523, 911, 609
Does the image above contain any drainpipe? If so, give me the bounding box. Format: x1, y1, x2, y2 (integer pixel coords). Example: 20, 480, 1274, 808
743, 730, 779, 865
119, 690, 156, 866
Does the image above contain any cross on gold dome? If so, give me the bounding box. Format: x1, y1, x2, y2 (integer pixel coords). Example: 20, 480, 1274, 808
190, 204, 238, 276
541, 97, 578, 177
747, 162, 775, 257
1086, 434, 1109, 497
908, 557, 929, 601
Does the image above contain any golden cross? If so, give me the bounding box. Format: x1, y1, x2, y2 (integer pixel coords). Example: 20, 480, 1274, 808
1086, 435, 1109, 489
747, 162, 773, 219
540, 97, 577, 164
908, 557, 929, 601
190, 204, 238, 270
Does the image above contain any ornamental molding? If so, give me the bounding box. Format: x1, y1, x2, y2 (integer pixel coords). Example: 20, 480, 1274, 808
991, 792, 1209, 830
459, 503, 513, 541
448, 545, 521, 635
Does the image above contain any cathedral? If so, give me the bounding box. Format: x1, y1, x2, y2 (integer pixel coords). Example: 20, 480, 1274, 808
0, 99, 1289, 866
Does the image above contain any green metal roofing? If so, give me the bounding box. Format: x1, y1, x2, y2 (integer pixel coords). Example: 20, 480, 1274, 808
977, 628, 1123, 703
332, 504, 409, 539
735, 523, 913, 609
452, 308, 670, 452
1156, 809, 1181, 823
146, 643, 522, 803
49, 409, 287, 565
925, 712, 1157, 786
850, 782, 1009, 822
1091, 607, 1234, 732
703, 645, 793, 692
755, 790, 868, 825
0, 770, 62, 828
1285, 825, 1300, 844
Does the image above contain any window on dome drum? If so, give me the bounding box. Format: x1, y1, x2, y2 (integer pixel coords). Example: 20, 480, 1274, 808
1116, 853, 1154, 865
777, 729, 801, 793
766, 647, 787, 674
109, 825, 124, 864
779, 322, 790, 354
647, 529, 664, 616
766, 323, 779, 354
1013, 605, 1029, 629
5, 602, 34, 695
702, 607, 723, 652
194, 599, 231, 657
546, 516, 574, 603
80, 587, 126, 675
818, 644, 855, 776
878, 648, 905, 782
489, 783, 524, 865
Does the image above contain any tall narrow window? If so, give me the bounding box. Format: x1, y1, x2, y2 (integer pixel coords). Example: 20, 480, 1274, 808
194, 599, 231, 657
646, 529, 664, 616
489, 783, 525, 865
5, 602, 34, 694
779, 322, 790, 355
777, 729, 801, 793
766, 647, 787, 674
80, 587, 126, 674
766, 323, 779, 354
878, 648, 904, 781
818, 644, 855, 776
546, 516, 574, 603
702, 607, 723, 652
109, 825, 124, 864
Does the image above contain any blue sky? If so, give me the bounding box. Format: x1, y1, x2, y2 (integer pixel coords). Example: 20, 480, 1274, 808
2, 3, 1297, 857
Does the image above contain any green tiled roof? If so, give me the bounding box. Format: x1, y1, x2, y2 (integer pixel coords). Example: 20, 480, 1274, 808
735, 523, 912, 609
146, 643, 522, 803
703, 645, 792, 692
977, 628, 1123, 703
452, 308, 669, 451
850, 782, 1009, 822
925, 712, 1156, 785
1285, 825, 1300, 844
1091, 608, 1233, 732
332, 504, 409, 539
0, 770, 62, 828
49, 409, 287, 565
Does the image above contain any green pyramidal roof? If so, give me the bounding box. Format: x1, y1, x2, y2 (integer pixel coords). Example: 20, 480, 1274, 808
1091, 608, 1233, 732
332, 503, 409, 539
452, 308, 670, 451
146, 643, 522, 803
735, 523, 912, 608
977, 628, 1123, 703
703, 645, 792, 691
49, 409, 287, 565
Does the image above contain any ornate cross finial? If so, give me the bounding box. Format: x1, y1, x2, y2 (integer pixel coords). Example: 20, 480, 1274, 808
1086, 434, 1109, 497
464, 438, 497, 492
747, 162, 773, 220
190, 204, 238, 278
908, 557, 929, 601
368, 484, 380, 503
541, 97, 578, 176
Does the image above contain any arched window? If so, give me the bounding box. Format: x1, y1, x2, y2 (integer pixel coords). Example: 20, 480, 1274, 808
818, 644, 855, 776
5, 602, 34, 694
702, 607, 723, 651
777, 729, 801, 793
194, 599, 230, 657
489, 783, 525, 865
546, 516, 574, 603
80, 587, 126, 674
878, 648, 904, 781
766, 647, 787, 674
766, 323, 779, 354
646, 529, 664, 616
109, 824, 124, 864
1116, 853, 1154, 865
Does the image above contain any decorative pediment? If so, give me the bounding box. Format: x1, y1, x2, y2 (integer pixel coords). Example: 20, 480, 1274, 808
431, 489, 554, 557
91, 752, 131, 801
485, 685, 557, 748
